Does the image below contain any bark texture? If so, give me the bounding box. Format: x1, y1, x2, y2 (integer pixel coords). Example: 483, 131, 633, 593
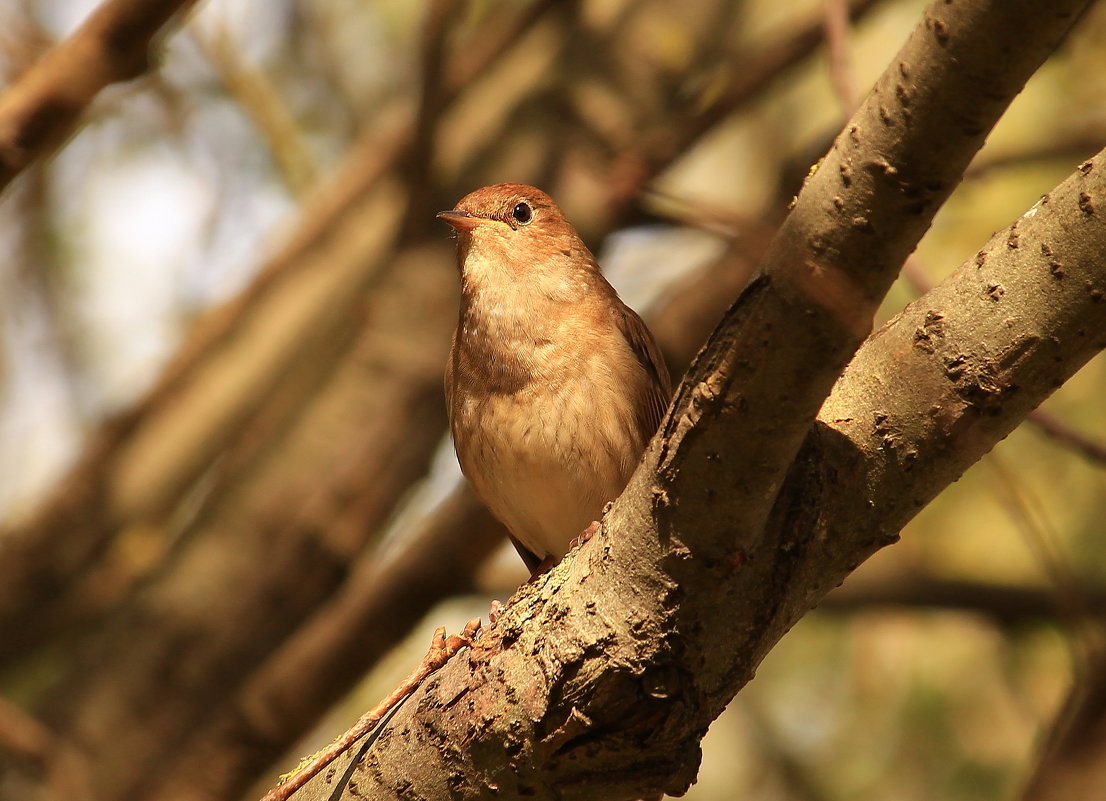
279, 1, 1100, 798
2, 3, 899, 799
314, 123, 1106, 801
3, 0, 1102, 799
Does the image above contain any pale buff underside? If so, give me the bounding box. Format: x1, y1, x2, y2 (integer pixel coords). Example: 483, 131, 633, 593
451, 338, 650, 560
449, 250, 652, 560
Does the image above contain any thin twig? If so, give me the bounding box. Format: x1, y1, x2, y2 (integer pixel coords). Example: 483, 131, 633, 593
965, 134, 1106, 181
984, 452, 1100, 666
1028, 408, 1106, 466
191, 22, 319, 196
259, 618, 481, 801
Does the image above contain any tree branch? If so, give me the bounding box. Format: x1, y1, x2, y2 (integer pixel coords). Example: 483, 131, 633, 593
333, 130, 1105, 801
286, 1, 1096, 799
821, 576, 1106, 626
0, 0, 201, 194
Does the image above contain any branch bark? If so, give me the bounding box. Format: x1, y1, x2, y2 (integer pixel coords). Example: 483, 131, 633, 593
323, 128, 1106, 801
281, 2, 1097, 798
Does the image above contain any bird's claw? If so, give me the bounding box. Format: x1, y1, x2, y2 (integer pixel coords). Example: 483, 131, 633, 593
569, 520, 601, 551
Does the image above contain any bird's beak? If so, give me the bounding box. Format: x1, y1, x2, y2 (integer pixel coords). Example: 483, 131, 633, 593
436, 210, 498, 232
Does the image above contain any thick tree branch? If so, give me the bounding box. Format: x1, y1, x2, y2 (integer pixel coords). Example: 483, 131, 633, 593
0, 0, 201, 193
654, 0, 1089, 603
816, 161, 1106, 555
328, 132, 1106, 801
286, 2, 1096, 799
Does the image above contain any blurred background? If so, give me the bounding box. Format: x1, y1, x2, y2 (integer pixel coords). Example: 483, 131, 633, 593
1, 1, 1105, 800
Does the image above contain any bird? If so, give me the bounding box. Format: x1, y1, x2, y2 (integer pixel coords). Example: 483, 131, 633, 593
438, 183, 671, 575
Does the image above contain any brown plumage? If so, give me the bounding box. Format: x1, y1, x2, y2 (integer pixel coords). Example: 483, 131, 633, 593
439, 183, 671, 572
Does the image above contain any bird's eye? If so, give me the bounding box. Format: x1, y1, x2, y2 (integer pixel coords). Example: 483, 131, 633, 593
511, 202, 533, 225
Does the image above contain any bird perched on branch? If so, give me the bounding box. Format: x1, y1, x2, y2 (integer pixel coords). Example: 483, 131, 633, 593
438, 183, 671, 574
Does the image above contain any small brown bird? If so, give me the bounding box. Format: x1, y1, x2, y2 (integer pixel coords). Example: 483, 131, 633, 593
438, 183, 671, 573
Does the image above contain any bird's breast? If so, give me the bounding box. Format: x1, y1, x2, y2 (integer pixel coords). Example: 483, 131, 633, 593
448, 318, 649, 559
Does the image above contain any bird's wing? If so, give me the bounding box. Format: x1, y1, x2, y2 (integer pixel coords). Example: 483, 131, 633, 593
613, 303, 673, 440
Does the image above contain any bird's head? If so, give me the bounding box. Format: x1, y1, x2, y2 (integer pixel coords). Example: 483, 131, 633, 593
437, 184, 597, 296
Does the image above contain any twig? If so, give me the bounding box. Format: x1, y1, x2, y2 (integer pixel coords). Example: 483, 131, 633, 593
191, 22, 319, 196
965, 134, 1106, 181
983, 452, 1100, 664
259, 618, 481, 801
822, 575, 1106, 624
1029, 408, 1106, 466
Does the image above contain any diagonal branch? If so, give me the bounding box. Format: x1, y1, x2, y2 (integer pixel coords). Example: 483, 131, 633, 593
0, 0, 202, 194
340, 122, 1106, 801
285, 2, 1097, 798
654, 0, 1090, 575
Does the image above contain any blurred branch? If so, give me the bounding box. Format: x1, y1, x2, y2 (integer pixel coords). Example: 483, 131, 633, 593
296, 2, 1099, 798
32, 237, 459, 801
965, 133, 1106, 180
0, 696, 54, 774
823, 576, 1106, 626
442, 0, 561, 101
147, 489, 505, 801
9, 165, 85, 416
824, 0, 858, 114
1029, 407, 1106, 465
1022, 648, 1106, 801
0, 4, 52, 83
0, 0, 203, 195
0, 697, 94, 801
984, 453, 1099, 661
403, 0, 463, 240
0, 135, 408, 662
604, 0, 885, 224
192, 24, 319, 196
